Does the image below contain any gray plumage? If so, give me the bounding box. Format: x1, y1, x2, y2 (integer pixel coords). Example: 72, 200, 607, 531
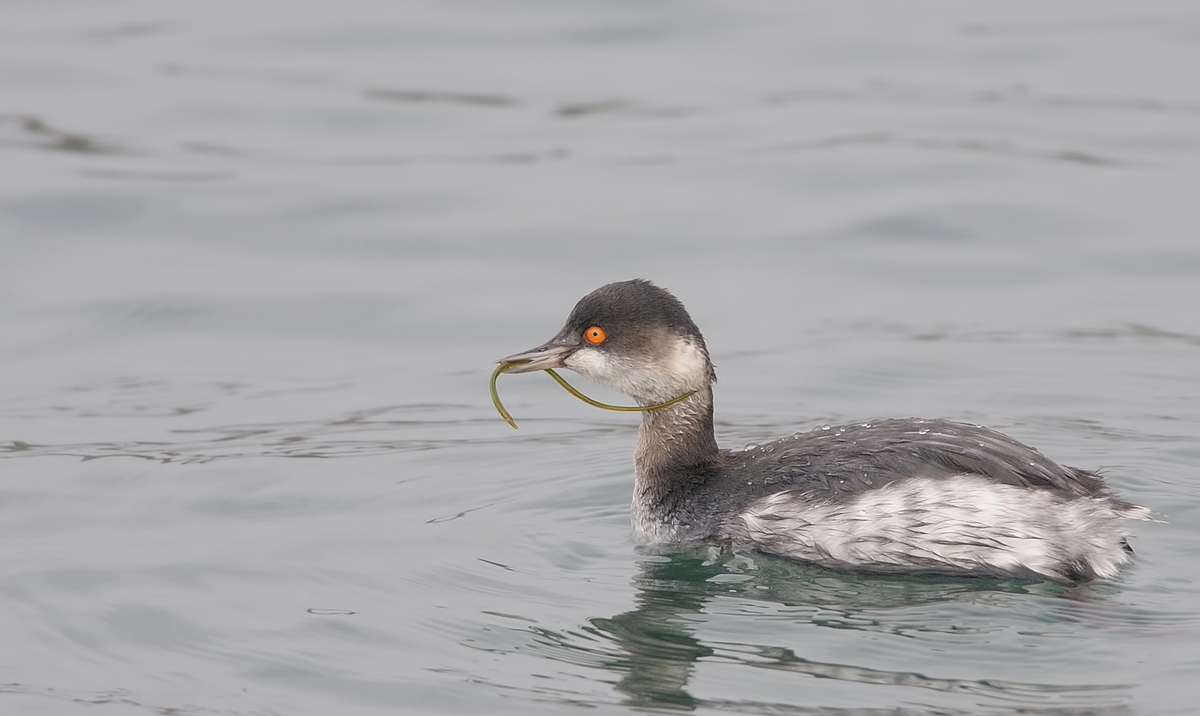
499, 280, 1149, 581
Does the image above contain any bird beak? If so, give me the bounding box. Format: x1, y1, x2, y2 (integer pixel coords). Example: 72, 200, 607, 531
496, 342, 574, 373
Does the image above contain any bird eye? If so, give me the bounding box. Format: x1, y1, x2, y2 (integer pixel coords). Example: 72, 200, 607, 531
584, 326, 606, 344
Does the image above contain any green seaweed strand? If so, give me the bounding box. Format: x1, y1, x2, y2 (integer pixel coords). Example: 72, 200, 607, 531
491, 361, 696, 429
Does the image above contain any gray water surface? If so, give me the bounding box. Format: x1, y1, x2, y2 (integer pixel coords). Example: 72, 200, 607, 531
3, 2, 1200, 714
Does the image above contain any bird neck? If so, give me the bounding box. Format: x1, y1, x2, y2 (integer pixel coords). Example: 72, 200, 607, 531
633, 386, 720, 490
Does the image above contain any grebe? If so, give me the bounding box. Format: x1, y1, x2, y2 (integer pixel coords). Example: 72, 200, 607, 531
497, 280, 1149, 581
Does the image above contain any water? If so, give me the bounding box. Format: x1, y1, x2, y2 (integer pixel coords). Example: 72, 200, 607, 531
3, 1, 1199, 713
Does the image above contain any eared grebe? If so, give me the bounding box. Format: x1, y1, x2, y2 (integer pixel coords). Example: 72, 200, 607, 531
498, 280, 1149, 581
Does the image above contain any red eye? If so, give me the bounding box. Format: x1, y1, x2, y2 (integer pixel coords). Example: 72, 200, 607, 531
584, 326, 606, 344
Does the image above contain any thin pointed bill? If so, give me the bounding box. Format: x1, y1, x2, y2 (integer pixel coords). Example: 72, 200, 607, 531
495, 343, 573, 373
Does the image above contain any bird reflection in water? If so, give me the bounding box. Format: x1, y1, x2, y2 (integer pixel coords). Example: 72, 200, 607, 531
551, 551, 1132, 713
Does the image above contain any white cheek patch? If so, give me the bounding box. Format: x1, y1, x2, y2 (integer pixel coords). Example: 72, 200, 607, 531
563, 347, 610, 382
563, 335, 711, 403
662, 337, 709, 388
562, 347, 641, 399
